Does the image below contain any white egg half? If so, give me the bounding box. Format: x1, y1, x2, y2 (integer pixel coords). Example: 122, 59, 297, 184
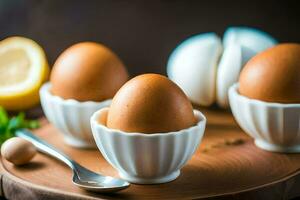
223, 27, 277, 65
167, 33, 222, 106
216, 43, 242, 108
216, 27, 277, 108
167, 27, 276, 108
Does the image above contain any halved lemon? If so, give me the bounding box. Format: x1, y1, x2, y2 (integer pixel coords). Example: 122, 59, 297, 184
0, 37, 49, 111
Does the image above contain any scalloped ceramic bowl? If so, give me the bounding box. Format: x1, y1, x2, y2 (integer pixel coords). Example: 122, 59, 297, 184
40, 82, 111, 148
90, 107, 206, 184
229, 84, 300, 153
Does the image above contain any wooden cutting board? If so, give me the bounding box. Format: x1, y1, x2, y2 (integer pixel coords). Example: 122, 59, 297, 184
1, 107, 300, 200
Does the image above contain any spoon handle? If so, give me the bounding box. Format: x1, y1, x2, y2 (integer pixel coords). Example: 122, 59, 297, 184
16, 129, 76, 169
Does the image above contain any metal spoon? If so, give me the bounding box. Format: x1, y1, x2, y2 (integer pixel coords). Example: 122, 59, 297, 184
16, 129, 130, 193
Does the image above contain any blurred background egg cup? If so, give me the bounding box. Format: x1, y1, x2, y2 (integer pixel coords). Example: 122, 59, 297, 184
229, 84, 300, 153
40, 82, 111, 148
90, 107, 206, 184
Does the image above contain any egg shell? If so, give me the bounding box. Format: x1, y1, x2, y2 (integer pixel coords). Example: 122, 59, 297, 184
239, 43, 300, 103
167, 33, 222, 106
106, 74, 196, 133
223, 27, 277, 65
216, 27, 276, 108
50, 42, 129, 102
216, 43, 242, 108
1, 137, 36, 165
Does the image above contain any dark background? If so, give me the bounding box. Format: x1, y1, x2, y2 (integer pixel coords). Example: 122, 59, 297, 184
1, 0, 300, 76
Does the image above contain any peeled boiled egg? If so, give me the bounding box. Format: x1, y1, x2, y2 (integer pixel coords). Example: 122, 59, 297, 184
1, 137, 37, 165
106, 74, 196, 133
239, 43, 300, 103
167, 27, 277, 108
167, 33, 222, 106
50, 42, 129, 101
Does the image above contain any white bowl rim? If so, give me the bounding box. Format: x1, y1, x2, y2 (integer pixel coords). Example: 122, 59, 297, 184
229, 83, 300, 108
40, 82, 112, 106
91, 108, 206, 138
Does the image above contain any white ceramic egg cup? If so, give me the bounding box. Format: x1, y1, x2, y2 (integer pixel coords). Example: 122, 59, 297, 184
229, 84, 300, 153
40, 82, 111, 149
90, 108, 206, 184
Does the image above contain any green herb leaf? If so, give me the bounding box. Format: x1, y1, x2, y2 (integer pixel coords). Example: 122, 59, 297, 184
0, 107, 9, 126
26, 120, 40, 129
0, 107, 40, 145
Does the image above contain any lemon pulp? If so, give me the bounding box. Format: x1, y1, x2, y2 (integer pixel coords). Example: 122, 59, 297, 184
0, 49, 30, 87
0, 37, 49, 110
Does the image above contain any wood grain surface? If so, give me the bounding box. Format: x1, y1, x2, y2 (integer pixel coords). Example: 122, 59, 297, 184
1, 107, 300, 200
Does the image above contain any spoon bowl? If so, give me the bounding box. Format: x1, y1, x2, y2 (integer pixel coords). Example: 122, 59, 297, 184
71, 162, 130, 192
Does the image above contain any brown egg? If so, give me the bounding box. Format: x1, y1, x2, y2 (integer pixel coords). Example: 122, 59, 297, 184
239, 43, 300, 103
106, 74, 196, 133
50, 42, 129, 101
1, 137, 37, 165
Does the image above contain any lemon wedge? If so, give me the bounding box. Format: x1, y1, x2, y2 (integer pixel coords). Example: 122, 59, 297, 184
0, 37, 49, 111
